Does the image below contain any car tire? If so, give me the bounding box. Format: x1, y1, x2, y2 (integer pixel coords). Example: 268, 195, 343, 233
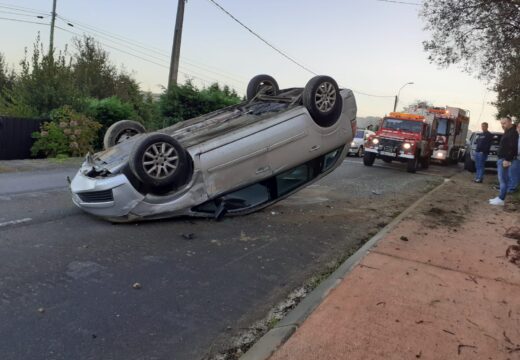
104, 120, 146, 149
363, 152, 376, 166
464, 153, 476, 173
303, 75, 343, 127
407, 155, 418, 173
129, 133, 189, 190
420, 156, 430, 169
246, 74, 279, 100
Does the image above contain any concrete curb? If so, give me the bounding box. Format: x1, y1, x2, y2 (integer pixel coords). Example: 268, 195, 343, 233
241, 178, 452, 360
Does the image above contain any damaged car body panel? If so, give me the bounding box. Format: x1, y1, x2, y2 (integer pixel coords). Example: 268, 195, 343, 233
70, 75, 357, 222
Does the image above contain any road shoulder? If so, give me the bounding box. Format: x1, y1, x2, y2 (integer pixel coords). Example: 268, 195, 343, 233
244, 172, 520, 360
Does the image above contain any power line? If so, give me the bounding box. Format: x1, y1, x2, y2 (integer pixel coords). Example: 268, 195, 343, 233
0, 10, 46, 18
206, 0, 318, 76
206, 0, 396, 98
0, 3, 47, 15
55, 16, 247, 86
350, 89, 395, 98
55, 25, 237, 88
0, 16, 48, 26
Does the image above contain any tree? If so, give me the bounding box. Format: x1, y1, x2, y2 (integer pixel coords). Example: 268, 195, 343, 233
494, 59, 520, 119
420, 0, 520, 79
0, 53, 15, 92
420, 1, 520, 118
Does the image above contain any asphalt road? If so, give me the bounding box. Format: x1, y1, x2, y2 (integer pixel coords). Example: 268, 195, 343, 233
0, 158, 459, 360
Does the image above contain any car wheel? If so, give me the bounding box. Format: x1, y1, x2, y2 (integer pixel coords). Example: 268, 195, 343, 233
420, 156, 430, 169
129, 133, 189, 190
363, 152, 376, 166
407, 155, 418, 173
246, 74, 279, 100
464, 153, 476, 173
303, 75, 343, 127
104, 120, 146, 149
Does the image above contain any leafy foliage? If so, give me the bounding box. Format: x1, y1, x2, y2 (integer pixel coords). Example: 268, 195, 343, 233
31, 106, 102, 157
495, 59, 520, 119
159, 81, 241, 126
1, 34, 242, 157
420, 0, 520, 118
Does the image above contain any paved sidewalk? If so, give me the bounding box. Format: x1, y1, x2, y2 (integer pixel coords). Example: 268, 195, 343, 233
265, 174, 520, 359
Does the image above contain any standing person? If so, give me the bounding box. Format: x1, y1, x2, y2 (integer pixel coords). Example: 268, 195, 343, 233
489, 117, 520, 206
474, 122, 493, 183
508, 121, 520, 193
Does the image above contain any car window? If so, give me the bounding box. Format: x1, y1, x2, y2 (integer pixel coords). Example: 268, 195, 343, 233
276, 164, 313, 197
355, 130, 364, 138
322, 148, 342, 172
194, 183, 270, 214
475, 133, 502, 146
382, 118, 422, 133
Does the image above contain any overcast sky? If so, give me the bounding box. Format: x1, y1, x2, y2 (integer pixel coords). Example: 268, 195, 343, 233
0, 0, 501, 131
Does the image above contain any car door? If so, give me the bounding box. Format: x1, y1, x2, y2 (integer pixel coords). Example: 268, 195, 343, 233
266, 112, 322, 174
199, 131, 271, 197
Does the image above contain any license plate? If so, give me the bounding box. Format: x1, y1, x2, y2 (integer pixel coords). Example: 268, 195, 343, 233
488, 155, 498, 161
380, 151, 396, 157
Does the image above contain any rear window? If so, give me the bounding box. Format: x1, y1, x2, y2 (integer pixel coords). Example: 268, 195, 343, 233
355, 130, 365, 138
475, 133, 502, 146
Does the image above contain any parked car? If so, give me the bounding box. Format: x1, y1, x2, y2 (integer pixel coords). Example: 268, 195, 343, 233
70, 75, 357, 222
347, 129, 375, 157
463, 131, 502, 172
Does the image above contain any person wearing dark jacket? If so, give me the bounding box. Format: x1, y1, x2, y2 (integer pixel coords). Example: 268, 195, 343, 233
474, 122, 493, 183
489, 117, 520, 206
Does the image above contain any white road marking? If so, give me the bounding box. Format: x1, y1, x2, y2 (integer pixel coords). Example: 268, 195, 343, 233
0, 218, 32, 228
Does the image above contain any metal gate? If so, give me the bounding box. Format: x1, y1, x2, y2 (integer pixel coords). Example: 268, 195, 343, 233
0, 116, 45, 160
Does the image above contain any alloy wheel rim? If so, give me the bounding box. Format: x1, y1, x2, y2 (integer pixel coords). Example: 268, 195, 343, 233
142, 142, 179, 179
315, 82, 336, 112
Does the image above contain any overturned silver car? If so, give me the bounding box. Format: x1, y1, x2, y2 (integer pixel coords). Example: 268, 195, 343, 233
70, 75, 357, 222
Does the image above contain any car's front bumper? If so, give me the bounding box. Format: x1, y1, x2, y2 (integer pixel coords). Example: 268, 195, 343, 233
365, 148, 414, 159
70, 170, 145, 218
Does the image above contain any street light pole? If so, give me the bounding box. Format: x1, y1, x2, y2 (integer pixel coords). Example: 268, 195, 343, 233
393, 82, 414, 112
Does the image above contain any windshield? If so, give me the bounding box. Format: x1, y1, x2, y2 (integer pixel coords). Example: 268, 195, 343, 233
382, 118, 423, 133
436, 118, 450, 135
355, 130, 365, 139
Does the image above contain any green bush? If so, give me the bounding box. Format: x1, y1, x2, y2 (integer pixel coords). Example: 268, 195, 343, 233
86, 96, 138, 128
159, 81, 241, 127
31, 106, 101, 157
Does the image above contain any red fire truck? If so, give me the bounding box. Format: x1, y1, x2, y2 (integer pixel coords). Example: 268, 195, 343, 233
426, 107, 470, 164
363, 112, 436, 173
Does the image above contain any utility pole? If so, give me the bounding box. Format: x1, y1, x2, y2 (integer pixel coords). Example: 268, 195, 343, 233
168, 0, 186, 89
49, 0, 57, 56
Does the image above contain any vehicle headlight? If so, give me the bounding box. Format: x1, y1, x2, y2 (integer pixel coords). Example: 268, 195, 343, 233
351, 141, 356, 147
372, 138, 379, 145
403, 143, 412, 150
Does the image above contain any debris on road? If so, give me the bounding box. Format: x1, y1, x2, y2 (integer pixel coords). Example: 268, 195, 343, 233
400, 236, 409, 242
505, 227, 520, 241
37, 307, 45, 314
181, 233, 195, 240
132, 282, 142, 290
